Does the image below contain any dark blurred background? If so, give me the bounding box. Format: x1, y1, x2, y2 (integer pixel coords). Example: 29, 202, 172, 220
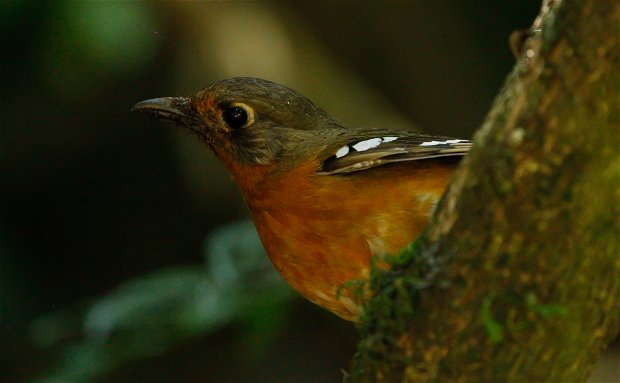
1, 1, 616, 382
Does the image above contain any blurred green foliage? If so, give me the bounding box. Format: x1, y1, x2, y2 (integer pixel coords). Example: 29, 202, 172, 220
29, 221, 293, 383
42, 1, 158, 98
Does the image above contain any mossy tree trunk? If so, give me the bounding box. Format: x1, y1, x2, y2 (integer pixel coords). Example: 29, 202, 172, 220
347, 0, 620, 381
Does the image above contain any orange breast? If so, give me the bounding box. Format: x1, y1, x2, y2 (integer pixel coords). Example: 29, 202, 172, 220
240, 161, 456, 320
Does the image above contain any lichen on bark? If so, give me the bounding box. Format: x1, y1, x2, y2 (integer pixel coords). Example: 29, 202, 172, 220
347, 0, 620, 381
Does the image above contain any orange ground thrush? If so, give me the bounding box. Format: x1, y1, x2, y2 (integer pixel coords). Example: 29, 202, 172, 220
133, 77, 471, 321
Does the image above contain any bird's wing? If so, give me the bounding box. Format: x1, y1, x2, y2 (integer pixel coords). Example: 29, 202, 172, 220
318, 131, 472, 175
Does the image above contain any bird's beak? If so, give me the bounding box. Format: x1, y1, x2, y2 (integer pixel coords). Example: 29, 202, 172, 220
131, 97, 199, 127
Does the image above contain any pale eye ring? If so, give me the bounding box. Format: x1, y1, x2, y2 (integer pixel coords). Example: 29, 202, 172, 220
222, 102, 254, 130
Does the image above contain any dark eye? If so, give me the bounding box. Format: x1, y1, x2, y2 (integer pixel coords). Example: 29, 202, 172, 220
223, 106, 248, 129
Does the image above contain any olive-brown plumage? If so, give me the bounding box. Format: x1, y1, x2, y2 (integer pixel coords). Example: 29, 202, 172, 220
133, 77, 471, 320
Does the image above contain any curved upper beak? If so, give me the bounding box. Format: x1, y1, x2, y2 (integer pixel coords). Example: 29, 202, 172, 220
131, 97, 198, 127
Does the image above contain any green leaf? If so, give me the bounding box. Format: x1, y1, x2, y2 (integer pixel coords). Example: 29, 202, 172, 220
481, 296, 504, 344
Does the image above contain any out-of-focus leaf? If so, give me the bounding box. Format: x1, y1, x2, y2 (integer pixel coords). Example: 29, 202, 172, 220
30, 220, 293, 383
206, 220, 277, 284
42, 1, 159, 99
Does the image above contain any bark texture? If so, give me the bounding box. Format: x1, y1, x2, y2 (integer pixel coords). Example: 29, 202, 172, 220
347, 0, 620, 381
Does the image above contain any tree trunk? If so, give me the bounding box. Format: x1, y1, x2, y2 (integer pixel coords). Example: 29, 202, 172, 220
347, 0, 620, 381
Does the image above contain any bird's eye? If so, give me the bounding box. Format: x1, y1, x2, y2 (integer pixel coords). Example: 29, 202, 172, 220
223, 106, 249, 129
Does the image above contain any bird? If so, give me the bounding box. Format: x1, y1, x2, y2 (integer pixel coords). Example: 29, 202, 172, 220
132, 77, 471, 321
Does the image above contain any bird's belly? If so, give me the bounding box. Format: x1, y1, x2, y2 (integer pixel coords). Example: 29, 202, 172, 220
252, 211, 371, 320
246, 162, 455, 320
251, 201, 434, 320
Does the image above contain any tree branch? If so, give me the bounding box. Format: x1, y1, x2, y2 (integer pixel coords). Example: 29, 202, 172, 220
348, 0, 620, 381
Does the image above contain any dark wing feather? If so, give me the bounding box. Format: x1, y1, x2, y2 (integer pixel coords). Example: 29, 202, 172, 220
318, 131, 471, 175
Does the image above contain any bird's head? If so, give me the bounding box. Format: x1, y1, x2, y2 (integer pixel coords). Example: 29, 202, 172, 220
132, 77, 344, 181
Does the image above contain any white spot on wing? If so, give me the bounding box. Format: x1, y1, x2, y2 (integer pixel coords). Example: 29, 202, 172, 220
331, 136, 401, 161
420, 139, 467, 147
335, 145, 350, 158
352, 138, 382, 152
